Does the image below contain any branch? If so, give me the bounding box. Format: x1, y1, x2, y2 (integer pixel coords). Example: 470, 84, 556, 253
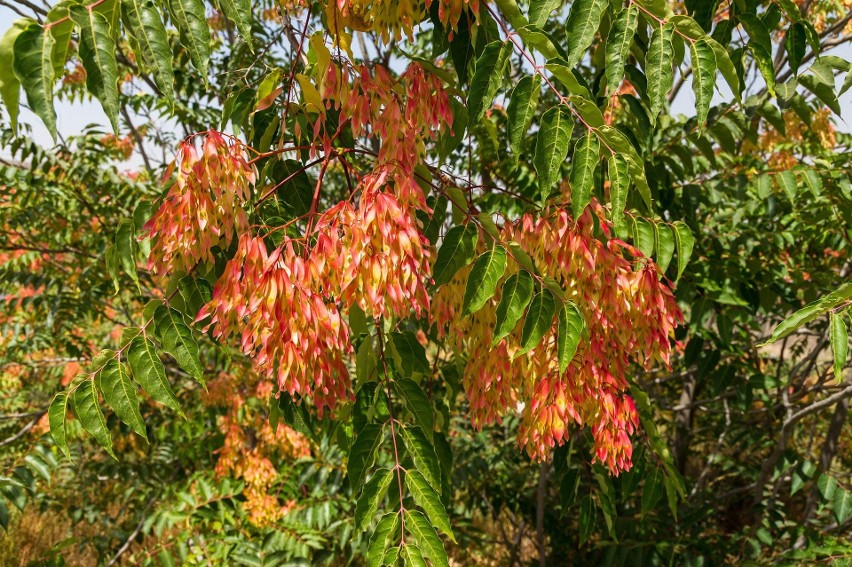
0, 411, 46, 447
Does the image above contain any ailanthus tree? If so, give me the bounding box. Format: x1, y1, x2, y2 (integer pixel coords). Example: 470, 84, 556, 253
0, 0, 851, 564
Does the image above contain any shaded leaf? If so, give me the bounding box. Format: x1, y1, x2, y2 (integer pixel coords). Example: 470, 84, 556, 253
463, 245, 507, 316
354, 468, 394, 533
468, 41, 512, 123
348, 423, 383, 491
493, 270, 535, 345
518, 289, 556, 356
557, 302, 584, 374
433, 224, 478, 286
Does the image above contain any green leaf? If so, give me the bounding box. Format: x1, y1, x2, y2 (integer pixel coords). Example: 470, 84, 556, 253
655, 223, 675, 274
634, 218, 655, 258
507, 74, 542, 161
740, 15, 775, 96
785, 23, 806, 75
70, 6, 120, 132
646, 23, 674, 124
394, 378, 434, 439
401, 544, 428, 567
153, 305, 204, 384
115, 219, 140, 290
0, 19, 29, 134
405, 510, 449, 567
518, 289, 556, 356
557, 302, 584, 374
707, 37, 740, 98
534, 106, 573, 199
493, 270, 535, 345
829, 311, 848, 382
775, 170, 798, 202
570, 132, 600, 218
579, 493, 595, 544
833, 488, 852, 525
97, 360, 147, 440
462, 245, 507, 316
127, 336, 184, 417
468, 40, 512, 123
48, 392, 71, 460
672, 220, 694, 281
71, 378, 115, 458
354, 468, 394, 533
401, 426, 442, 493
169, 0, 210, 78
391, 332, 431, 376
641, 467, 663, 516
529, 0, 561, 27
607, 153, 630, 230
406, 470, 455, 542
690, 38, 716, 129
217, 0, 253, 48
799, 72, 841, 115
46, 2, 75, 76
13, 23, 57, 139
605, 4, 638, 94
121, 0, 174, 101
277, 395, 318, 443
348, 423, 383, 491
800, 168, 822, 197
564, 0, 608, 68
764, 283, 852, 345
177, 276, 212, 319
433, 224, 478, 286
367, 512, 400, 567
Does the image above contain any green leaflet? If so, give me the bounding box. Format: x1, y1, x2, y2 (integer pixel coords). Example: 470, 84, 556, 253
348, 423, 383, 491
799, 72, 841, 115
775, 170, 798, 202
641, 468, 664, 516
597, 125, 652, 209
607, 153, 630, 231
672, 220, 694, 281
578, 493, 595, 544
390, 331, 430, 376
529, 0, 561, 27
13, 23, 57, 140
277, 395, 318, 443
646, 23, 674, 124
127, 336, 184, 417
493, 270, 535, 345
518, 289, 556, 356
800, 168, 822, 197
98, 359, 147, 440
557, 302, 584, 374
121, 0, 174, 102
354, 468, 394, 533
48, 391, 71, 460
605, 4, 638, 94
169, 0, 210, 78
829, 312, 848, 382
834, 488, 852, 525
46, 2, 75, 77
462, 245, 507, 316
507, 74, 542, 162
563, 0, 608, 68
115, 219, 140, 290
467, 40, 512, 124
634, 218, 655, 258
433, 224, 478, 286
569, 133, 600, 218
690, 38, 716, 130
534, 106, 573, 200
400, 426, 442, 493
70, 6, 120, 132
740, 15, 775, 96
0, 20, 28, 134
394, 378, 434, 439
177, 276, 212, 319
366, 512, 400, 567
785, 23, 806, 75
401, 544, 428, 567
71, 378, 116, 458
217, 0, 253, 48
153, 305, 204, 384
655, 223, 675, 275
406, 470, 455, 542
405, 510, 449, 567
706, 37, 740, 98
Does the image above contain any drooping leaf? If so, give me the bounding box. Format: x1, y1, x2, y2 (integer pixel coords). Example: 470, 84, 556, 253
763, 283, 852, 345
153, 305, 204, 384
493, 270, 535, 345
13, 23, 57, 139
564, 0, 608, 67
672, 220, 694, 281
354, 468, 394, 533
127, 336, 184, 417
646, 23, 674, 123
468, 40, 512, 123
217, 0, 253, 48
534, 106, 573, 199
655, 223, 675, 274
405, 510, 449, 567
507, 74, 542, 161
557, 302, 584, 374
829, 311, 848, 382
348, 423, 383, 491
366, 512, 400, 567
394, 378, 434, 439
0, 19, 29, 134
48, 392, 71, 460
690, 38, 716, 129
605, 4, 638, 94
406, 470, 455, 542
168, 0, 210, 78
115, 219, 140, 290
518, 289, 556, 356
462, 245, 507, 316
391, 331, 431, 376
71, 378, 115, 458
121, 0, 174, 101
775, 170, 798, 202
569, 132, 600, 218
607, 153, 630, 230
634, 217, 655, 258
785, 23, 806, 75
641, 467, 663, 516
400, 426, 442, 493
433, 224, 478, 286
833, 488, 852, 525
97, 359, 147, 440
579, 493, 595, 544
529, 0, 562, 27
277, 395, 318, 443
70, 6, 120, 132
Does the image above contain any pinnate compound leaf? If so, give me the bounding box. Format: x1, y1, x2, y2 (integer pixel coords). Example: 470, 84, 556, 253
348, 423, 383, 491
13, 23, 56, 139
405, 510, 449, 567
672, 220, 694, 281
401, 426, 442, 493
605, 4, 638, 93
557, 302, 584, 374
354, 468, 394, 533
564, 0, 608, 67
394, 378, 434, 439
127, 336, 184, 417
507, 74, 542, 161
493, 270, 535, 345
70, 6, 120, 132
168, 0, 210, 78
690, 38, 716, 129
121, 0, 174, 101
0, 20, 29, 134
433, 224, 478, 286
406, 470, 455, 542
98, 360, 147, 440
463, 245, 507, 316
468, 41, 512, 123
646, 24, 674, 124
829, 311, 848, 381
71, 378, 115, 458
570, 133, 600, 218
153, 305, 204, 384
367, 512, 400, 567
518, 289, 556, 356
534, 106, 573, 199
48, 392, 71, 460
